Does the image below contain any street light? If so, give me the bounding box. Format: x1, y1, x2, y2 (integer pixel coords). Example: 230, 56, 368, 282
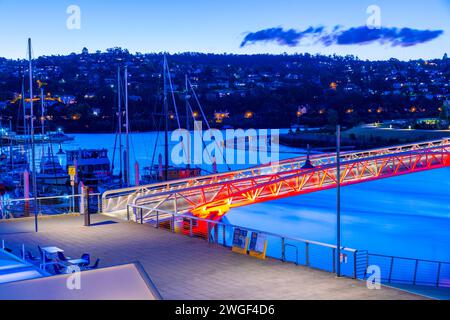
336, 124, 341, 277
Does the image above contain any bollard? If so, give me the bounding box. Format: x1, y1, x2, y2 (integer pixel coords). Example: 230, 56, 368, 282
83, 186, 91, 226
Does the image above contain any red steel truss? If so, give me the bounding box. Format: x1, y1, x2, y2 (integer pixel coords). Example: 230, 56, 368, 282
129, 139, 450, 221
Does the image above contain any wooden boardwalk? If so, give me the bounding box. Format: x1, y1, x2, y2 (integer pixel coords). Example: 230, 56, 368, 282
0, 214, 426, 300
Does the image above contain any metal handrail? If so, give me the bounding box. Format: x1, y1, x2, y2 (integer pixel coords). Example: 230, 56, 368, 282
1, 193, 101, 203
368, 252, 450, 265
1, 193, 102, 219
127, 203, 357, 252
283, 243, 299, 265
104, 138, 450, 205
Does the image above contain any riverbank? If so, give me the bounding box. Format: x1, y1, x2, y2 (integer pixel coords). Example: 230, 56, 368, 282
279, 125, 450, 150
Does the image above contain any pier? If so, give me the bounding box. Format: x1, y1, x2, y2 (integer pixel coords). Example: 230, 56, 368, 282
0, 214, 425, 300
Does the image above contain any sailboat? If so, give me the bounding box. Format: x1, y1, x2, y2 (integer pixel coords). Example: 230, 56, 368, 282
141, 57, 201, 184
36, 147, 69, 186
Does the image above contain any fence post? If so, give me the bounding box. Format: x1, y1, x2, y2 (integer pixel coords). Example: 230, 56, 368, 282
436, 262, 441, 287
156, 211, 159, 228
222, 224, 226, 246
189, 218, 193, 237
332, 248, 336, 274
413, 259, 419, 285
281, 237, 285, 262
140, 208, 143, 224
172, 214, 175, 233
207, 222, 211, 242
214, 224, 218, 244
388, 257, 394, 283
127, 205, 130, 221
97, 194, 101, 213
305, 242, 310, 266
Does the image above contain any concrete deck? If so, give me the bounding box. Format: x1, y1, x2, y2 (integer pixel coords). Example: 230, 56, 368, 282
0, 214, 426, 300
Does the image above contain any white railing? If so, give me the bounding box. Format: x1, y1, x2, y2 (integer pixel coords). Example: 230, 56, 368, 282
101, 138, 450, 214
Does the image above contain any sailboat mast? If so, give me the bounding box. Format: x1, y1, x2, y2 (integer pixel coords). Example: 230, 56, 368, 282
40, 86, 44, 135
21, 75, 27, 136
185, 74, 190, 169
117, 66, 123, 184
163, 56, 169, 181
28, 38, 38, 232
124, 66, 130, 186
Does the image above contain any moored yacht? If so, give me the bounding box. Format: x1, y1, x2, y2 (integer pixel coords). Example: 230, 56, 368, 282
66, 148, 112, 190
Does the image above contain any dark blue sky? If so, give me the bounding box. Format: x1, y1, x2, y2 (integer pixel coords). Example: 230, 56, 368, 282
0, 0, 448, 60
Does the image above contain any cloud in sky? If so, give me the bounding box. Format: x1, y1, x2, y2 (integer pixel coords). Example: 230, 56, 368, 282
240, 26, 444, 48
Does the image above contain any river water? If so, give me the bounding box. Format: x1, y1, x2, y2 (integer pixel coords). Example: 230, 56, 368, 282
65, 132, 449, 262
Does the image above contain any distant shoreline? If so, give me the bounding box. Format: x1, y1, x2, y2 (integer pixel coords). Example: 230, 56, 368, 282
279, 125, 450, 150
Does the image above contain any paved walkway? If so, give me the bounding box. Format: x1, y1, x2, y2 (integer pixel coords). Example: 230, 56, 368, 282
0, 214, 425, 300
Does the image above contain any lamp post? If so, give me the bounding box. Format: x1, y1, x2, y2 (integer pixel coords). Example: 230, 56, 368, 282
336, 124, 341, 277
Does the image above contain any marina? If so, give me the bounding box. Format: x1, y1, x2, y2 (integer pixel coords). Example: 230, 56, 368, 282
0, 0, 449, 304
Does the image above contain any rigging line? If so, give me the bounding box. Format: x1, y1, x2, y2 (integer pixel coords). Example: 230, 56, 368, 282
111, 125, 118, 172
188, 78, 231, 171
121, 70, 136, 168
164, 58, 188, 163
44, 130, 59, 186
149, 72, 164, 170
164, 58, 182, 130
185, 98, 213, 165
150, 116, 162, 171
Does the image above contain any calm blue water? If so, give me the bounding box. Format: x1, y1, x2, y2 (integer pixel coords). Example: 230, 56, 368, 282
67, 132, 449, 262
223, 168, 450, 262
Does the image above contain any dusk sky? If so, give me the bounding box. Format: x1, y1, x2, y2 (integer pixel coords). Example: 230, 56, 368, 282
0, 0, 449, 60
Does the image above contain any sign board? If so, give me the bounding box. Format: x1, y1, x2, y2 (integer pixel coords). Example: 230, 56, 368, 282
231, 228, 248, 255
249, 232, 266, 253
68, 166, 76, 179
249, 232, 268, 260
232, 228, 248, 249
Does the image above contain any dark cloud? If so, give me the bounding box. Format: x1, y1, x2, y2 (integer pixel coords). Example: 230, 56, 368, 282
334, 27, 444, 47
240, 26, 325, 48
240, 26, 443, 48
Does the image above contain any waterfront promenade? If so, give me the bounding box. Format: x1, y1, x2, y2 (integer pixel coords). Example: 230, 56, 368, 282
0, 214, 424, 300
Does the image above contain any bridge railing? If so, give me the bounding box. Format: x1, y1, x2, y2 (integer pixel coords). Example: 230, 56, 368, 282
103, 138, 450, 215
127, 203, 360, 279
0, 193, 101, 220
126, 138, 450, 218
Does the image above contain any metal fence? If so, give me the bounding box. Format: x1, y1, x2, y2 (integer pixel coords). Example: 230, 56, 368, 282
358, 253, 450, 288
127, 204, 450, 288
128, 204, 360, 278
0, 193, 101, 220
